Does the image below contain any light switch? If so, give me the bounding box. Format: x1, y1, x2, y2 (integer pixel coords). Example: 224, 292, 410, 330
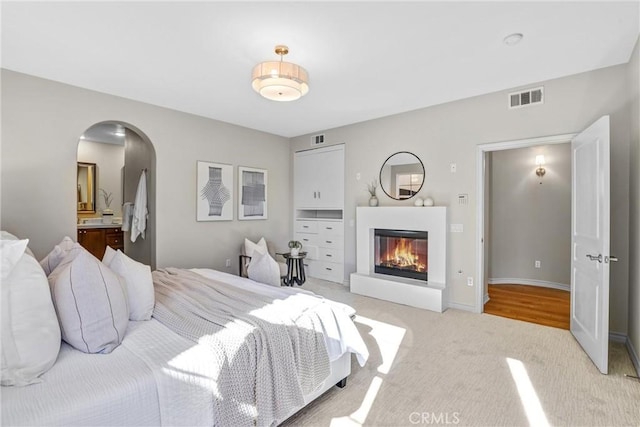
356, 172, 361, 181
450, 163, 457, 173
450, 224, 463, 233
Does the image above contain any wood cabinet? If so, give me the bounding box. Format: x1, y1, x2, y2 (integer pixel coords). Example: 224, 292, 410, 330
294, 145, 344, 209
77, 227, 124, 259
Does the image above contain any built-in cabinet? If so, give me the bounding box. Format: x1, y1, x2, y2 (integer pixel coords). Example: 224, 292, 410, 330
294, 144, 345, 284
294, 145, 344, 209
77, 226, 124, 259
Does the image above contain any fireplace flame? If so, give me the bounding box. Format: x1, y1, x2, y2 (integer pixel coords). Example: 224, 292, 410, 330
383, 238, 426, 272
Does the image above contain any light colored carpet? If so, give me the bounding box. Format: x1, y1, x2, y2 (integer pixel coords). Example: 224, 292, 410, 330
282, 278, 640, 427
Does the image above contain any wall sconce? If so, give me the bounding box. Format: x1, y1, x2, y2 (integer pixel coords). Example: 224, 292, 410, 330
535, 155, 546, 178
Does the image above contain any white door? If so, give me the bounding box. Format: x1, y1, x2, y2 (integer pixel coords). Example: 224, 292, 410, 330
571, 115, 611, 374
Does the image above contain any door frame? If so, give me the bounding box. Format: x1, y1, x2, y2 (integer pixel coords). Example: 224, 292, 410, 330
474, 133, 576, 313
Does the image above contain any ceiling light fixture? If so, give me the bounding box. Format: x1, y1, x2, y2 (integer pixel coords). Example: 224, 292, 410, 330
503, 33, 524, 46
252, 45, 309, 102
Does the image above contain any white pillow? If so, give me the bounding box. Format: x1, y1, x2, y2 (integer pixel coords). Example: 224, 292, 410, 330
1, 251, 61, 386
244, 237, 268, 257
102, 245, 117, 266
1, 239, 29, 280
39, 236, 77, 276
48, 248, 129, 354
1, 231, 35, 258
247, 251, 281, 287
105, 250, 154, 321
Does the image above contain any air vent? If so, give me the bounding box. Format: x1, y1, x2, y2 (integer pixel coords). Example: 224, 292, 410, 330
311, 134, 325, 146
508, 86, 543, 109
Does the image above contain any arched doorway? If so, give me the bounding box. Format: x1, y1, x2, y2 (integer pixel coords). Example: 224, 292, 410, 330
76, 121, 156, 269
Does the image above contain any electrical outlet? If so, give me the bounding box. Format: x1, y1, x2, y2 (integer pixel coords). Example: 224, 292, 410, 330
467, 277, 473, 287
450, 163, 457, 173
535, 260, 541, 269
225, 259, 231, 268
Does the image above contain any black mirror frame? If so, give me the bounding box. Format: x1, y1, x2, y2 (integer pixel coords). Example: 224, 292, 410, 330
379, 151, 425, 200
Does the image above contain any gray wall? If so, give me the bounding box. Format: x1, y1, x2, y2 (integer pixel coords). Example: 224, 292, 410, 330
77, 139, 124, 216
628, 36, 640, 369
123, 129, 155, 268
489, 144, 571, 287
1, 69, 291, 273
290, 63, 632, 334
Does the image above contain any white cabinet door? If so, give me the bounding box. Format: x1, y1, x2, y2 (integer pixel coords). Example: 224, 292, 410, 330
294, 150, 321, 208
294, 145, 344, 209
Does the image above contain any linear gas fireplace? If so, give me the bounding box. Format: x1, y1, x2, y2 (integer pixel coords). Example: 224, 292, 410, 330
374, 229, 428, 281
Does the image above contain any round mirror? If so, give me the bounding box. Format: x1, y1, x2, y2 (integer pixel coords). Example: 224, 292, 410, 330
379, 151, 425, 200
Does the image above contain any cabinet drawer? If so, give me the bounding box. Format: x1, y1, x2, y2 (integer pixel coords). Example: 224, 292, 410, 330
317, 221, 343, 236
317, 235, 343, 250
306, 260, 344, 283
295, 233, 318, 247
106, 230, 124, 248
318, 247, 343, 263
295, 221, 318, 234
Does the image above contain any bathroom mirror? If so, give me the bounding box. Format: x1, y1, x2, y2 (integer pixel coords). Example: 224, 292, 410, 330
77, 162, 96, 213
379, 151, 425, 200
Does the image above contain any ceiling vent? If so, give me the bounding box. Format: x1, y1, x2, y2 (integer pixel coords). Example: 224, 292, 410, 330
508, 86, 544, 109
311, 134, 325, 146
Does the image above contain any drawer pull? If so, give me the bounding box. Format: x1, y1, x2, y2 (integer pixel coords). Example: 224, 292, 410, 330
325, 267, 333, 271
303, 225, 309, 229
326, 227, 333, 230
303, 238, 309, 242
326, 240, 333, 244
326, 254, 332, 257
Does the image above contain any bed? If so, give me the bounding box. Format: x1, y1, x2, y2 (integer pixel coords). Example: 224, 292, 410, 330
1, 237, 368, 427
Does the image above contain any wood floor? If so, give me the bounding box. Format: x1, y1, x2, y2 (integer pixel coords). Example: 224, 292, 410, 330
484, 284, 570, 330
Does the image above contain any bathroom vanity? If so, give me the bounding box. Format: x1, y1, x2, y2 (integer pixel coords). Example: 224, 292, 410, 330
77, 224, 124, 259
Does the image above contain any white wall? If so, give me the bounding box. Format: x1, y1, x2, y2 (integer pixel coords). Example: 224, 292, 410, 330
489, 144, 571, 287
627, 36, 640, 369
290, 64, 632, 334
77, 139, 124, 216
1, 70, 291, 273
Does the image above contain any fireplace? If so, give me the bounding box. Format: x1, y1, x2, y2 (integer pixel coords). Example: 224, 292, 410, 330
374, 229, 428, 281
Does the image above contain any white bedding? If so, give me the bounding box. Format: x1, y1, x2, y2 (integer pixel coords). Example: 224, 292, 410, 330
1, 269, 368, 426
1, 320, 175, 426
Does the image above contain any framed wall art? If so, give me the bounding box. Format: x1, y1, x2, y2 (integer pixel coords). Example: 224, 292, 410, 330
238, 166, 267, 220
196, 161, 233, 221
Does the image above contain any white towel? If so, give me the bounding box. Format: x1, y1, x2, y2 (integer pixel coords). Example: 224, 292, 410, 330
121, 202, 134, 232
131, 170, 148, 242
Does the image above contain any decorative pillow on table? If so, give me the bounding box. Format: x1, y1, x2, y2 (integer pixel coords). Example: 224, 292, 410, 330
48, 247, 129, 354
247, 250, 281, 287
103, 248, 154, 321
39, 236, 80, 276
1, 239, 61, 386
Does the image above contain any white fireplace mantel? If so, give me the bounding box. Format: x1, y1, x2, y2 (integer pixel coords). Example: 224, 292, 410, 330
350, 206, 448, 312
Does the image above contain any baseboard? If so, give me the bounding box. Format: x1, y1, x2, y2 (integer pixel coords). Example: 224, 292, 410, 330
627, 337, 640, 376
489, 278, 570, 292
447, 301, 476, 312
608, 332, 640, 376
609, 331, 627, 344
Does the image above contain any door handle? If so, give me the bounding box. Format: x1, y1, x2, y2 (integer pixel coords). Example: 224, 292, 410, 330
586, 254, 602, 263
605, 255, 619, 263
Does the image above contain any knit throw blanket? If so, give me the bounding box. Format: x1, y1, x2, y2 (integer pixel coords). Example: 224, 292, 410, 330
152, 268, 331, 426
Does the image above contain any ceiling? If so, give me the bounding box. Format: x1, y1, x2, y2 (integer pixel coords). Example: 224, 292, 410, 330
2, 2, 638, 138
